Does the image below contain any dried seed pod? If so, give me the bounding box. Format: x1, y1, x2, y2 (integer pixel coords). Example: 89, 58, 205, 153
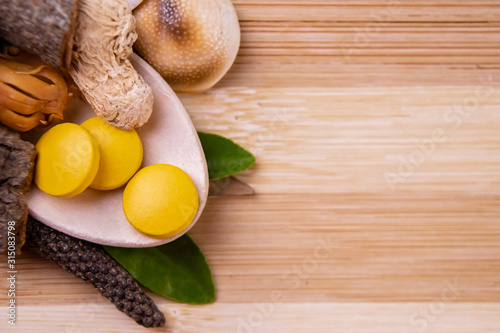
0, 58, 70, 132
25, 217, 166, 328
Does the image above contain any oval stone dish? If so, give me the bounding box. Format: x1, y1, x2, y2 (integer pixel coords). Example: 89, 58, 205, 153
25, 54, 209, 247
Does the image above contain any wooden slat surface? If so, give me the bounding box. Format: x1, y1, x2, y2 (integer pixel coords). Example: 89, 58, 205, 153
2, 1, 500, 332
233, 0, 500, 22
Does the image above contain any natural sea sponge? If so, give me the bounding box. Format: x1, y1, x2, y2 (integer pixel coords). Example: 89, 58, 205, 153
134, 0, 240, 93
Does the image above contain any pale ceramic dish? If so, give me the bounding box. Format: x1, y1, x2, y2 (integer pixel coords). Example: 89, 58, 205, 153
128, 0, 143, 9
25, 54, 209, 247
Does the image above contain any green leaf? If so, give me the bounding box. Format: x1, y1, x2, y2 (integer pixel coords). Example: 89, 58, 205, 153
103, 235, 215, 304
198, 132, 255, 180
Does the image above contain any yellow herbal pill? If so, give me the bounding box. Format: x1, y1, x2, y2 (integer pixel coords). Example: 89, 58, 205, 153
35, 123, 100, 198
123, 164, 199, 238
81, 117, 143, 190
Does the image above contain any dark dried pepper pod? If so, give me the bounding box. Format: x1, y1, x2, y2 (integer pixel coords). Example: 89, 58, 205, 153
25, 216, 166, 328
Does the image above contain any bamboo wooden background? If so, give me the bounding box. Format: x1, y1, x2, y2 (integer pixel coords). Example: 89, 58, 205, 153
2, 1, 500, 332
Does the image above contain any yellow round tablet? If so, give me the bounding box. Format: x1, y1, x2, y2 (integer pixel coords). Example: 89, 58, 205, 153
122, 164, 199, 238
81, 117, 143, 190
35, 123, 100, 198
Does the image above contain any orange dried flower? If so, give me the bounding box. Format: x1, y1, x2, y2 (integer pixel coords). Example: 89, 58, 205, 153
0, 58, 70, 132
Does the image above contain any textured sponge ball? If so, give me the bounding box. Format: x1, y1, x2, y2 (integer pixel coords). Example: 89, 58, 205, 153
133, 0, 240, 93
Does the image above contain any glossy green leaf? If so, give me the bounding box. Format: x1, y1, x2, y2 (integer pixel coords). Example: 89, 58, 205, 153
198, 132, 255, 180
103, 235, 215, 304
